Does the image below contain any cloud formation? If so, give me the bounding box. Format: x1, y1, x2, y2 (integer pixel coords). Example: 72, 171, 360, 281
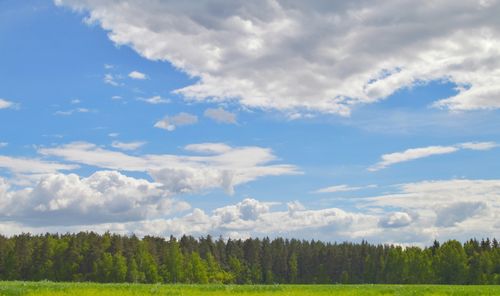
56, 0, 500, 115
128, 70, 147, 80
369, 141, 498, 171
204, 108, 237, 124
0, 155, 78, 175
111, 141, 146, 151
139, 96, 169, 104
54, 108, 90, 116
314, 184, 375, 194
0, 171, 189, 226
37, 141, 299, 195
154, 112, 198, 131
359, 179, 500, 242
2, 174, 500, 245
0, 99, 15, 110
103, 73, 120, 86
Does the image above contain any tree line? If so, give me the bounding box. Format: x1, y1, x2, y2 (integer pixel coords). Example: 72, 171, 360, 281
0, 232, 500, 284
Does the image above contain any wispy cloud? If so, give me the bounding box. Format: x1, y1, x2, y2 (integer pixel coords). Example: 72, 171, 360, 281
138, 96, 169, 104
314, 184, 377, 194
104, 73, 120, 86
111, 140, 146, 151
0, 155, 79, 175
369, 142, 498, 171
0, 99, 15, 110
54, 108, 91, 116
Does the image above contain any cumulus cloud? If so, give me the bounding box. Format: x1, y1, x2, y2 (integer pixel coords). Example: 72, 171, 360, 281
139, 95, 169, 104
128, 70, 147, 80
56, 0, 500, 115
379, 212, 413, 228
111, 140, 146, 151
369, 141, 498, 171
3, 176, 500, 245
150, 167, 236, 195
111, 198, 377, 240
0, 171, 189, 226
38, 141, 299, 195
204, 108, 237, 124
154, 112, 198, 131
366, 179, 500, 239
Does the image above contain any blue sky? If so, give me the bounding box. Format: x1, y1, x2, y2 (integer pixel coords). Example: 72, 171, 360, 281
1, 0, 500, 245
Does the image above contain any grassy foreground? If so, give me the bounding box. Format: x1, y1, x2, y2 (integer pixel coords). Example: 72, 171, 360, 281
1, 282, 500, 296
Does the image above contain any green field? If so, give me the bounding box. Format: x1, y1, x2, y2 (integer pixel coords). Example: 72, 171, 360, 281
1, 282, 500, 296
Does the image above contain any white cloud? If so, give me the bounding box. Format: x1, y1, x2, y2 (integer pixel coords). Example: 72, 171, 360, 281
56, 0, 500, 115
154, 112, 198, 131
435, 202, 487, 227
458, 141, 498, 150
111, 95, 122, 100
314, 184, 375, 194
150, 167, 236, 195
0, 171, 189, 226
103, 73, 119, 86
0, 142, 7, 148
70, 99, 81, 104
123, 198, 377, 240
0, 155, 79, 175
369, 141, 498, 171
38, 141, 299, 195
108, 132, 119, 137
128, 70, 147, 80
111, 140, 146, 151
185, 143, 232, 154
3, 176, 500, 245
379, 212, 413, 228
139, 95, 169, 104
54, 108, 91, 116
362, 179, 500, 243
154, 120, 175, 131
0, 99, 14, 110
204, 108, 237, 124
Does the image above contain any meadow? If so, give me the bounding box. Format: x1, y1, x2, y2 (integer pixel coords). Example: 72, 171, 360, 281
1, 282, 500, 296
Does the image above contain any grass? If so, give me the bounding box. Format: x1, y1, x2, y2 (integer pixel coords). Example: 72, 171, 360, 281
1, 282, 500, 295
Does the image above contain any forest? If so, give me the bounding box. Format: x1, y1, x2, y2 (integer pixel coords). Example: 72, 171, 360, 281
0, 232, 499, 285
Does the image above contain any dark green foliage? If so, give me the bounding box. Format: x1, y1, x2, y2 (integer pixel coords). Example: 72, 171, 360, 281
0, 232, 499, 284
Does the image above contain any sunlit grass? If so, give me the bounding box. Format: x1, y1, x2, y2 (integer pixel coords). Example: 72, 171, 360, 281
1, 282, 500, 295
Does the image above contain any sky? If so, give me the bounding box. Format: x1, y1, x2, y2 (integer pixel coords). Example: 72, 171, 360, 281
1, 0, 500, 245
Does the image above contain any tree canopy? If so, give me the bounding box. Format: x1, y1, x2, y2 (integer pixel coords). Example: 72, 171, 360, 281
1, 232, 500, 284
